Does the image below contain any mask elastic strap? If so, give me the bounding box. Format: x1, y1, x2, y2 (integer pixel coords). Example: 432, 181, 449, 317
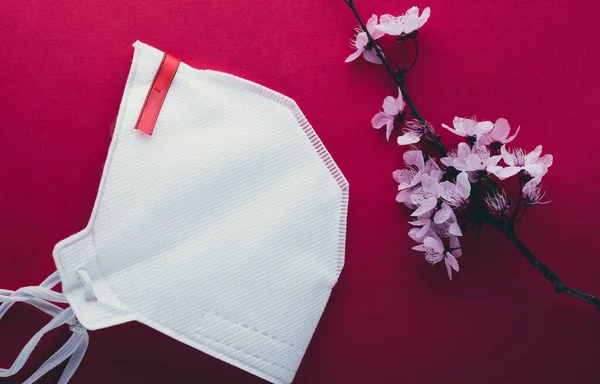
0, 271, 89, 384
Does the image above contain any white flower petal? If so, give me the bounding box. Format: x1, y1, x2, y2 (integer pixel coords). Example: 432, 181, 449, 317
354, 32, 369, 50
411, 196, 438, 216
487, 155, 502, 167
420, 173, 433, 191
501, 145, 514, 166
379, 14, 394, 23
393, 168, 414, 184
525, 164, 544, 178
416, 220, 431, 238
476, 133, 491, 147
382, 96, 398, 116
526, 145, 543, 164
466, 154, 484, 170
449, 222, 462, 236
397, 132, 421, 145
434, 204, 453, 224
457, 142, 471, 158
396, 189, 413, 203
449, 236, 462, 258
345, 48, 363, 63
403, 150, 424, 168
445, 259, 454, 280
446, 253, 460, 272
385, 120, 395, 141
425, 159, 441, 173
371, 112, 390, 129
418, 7, 431, 28
464, 120, 478, 136
381, 21, 406, 36
370, 26, 386, 40
438, 181, 456, 201
456, 172, 471, 198
412, 216, 431, 226
537, 154, 553, 168
425, 251, 444, 264
477, 121, 494, 134
442, 123, 464, 137
429, 170, 443, 183
505, 125, 520, 144
492, 118, 510, 140
362, 49, 382, 64
408, 227, 424, 242
365, 14, 378, 31
487, 165, 503, 177
440, 157, 455, 167
395, 88, 406, 111
498, 167, 522, 180
424, 236, 444, 253
404, 18, 419, 34
406, 6, 419, 17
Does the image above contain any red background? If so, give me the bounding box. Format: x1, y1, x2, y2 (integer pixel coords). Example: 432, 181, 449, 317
1, 0, 600, 383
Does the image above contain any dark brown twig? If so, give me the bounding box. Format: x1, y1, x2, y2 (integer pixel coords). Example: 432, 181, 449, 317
345, 0, 600, 311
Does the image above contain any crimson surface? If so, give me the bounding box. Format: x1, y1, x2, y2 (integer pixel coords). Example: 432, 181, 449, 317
1, 1, 599, 383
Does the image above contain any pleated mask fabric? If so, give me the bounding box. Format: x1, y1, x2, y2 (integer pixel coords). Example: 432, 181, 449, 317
0, 41, 349, 384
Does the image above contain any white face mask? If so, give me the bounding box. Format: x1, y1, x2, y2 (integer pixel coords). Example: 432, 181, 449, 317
0, 41, 349, 384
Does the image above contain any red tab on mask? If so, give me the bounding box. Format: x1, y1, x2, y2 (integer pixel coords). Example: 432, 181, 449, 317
134, 53, 181, 135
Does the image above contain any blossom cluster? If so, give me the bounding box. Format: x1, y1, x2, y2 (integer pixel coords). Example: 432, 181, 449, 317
345, 7, 430, 65
345, 5, 554, 280
393, 117, 552, 279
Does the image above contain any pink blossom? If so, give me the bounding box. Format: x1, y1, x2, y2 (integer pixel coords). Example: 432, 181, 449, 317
409, 170, 444, 217
522, 177, 551, 205
412, 236, 462, 280
408, 180, 464, 245
409, 210, 462, 240
372, 88, 406, 140
396, 155, 465, 236
409, 209, 462, 242
485, 189, 510, 215
393, 149, 425, 193
410, 174, 464, 236
345, 15, 385, 64
442, 117, 493, 139
407, 171, 463, 235
438, 171, 471, 209
379, 7, 431, 36
395, 155, 441, 205
477, 118, 520, 148
488, 145, 553, 180
441, 143, 502, 178
397, 120, 424, 146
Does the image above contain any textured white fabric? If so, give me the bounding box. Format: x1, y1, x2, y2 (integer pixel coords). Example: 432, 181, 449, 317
0, 272, 90, 384
50, 41, 349, 383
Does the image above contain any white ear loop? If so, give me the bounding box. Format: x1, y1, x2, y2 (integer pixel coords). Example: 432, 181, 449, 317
0, 271, 90, 383
76, 268, 97, 302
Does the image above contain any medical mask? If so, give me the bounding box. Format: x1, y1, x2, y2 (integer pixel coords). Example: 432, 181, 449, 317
0, 41, 349, 384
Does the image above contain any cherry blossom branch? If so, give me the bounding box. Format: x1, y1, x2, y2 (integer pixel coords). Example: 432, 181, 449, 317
404, 37, 419, 73
475, 186, 600, 311
345, 1, 600, 311
401, 39, 408, 70
396, 75, 448, 157
383, 49, 403, 72
494, 221, 600, 311
510, 173, 525, 223
344, 0, 447, 156
516, 206, 528, 223
344, 0, 399, 82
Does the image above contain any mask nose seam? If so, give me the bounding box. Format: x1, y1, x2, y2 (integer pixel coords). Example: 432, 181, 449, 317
76, 269, 97, 302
